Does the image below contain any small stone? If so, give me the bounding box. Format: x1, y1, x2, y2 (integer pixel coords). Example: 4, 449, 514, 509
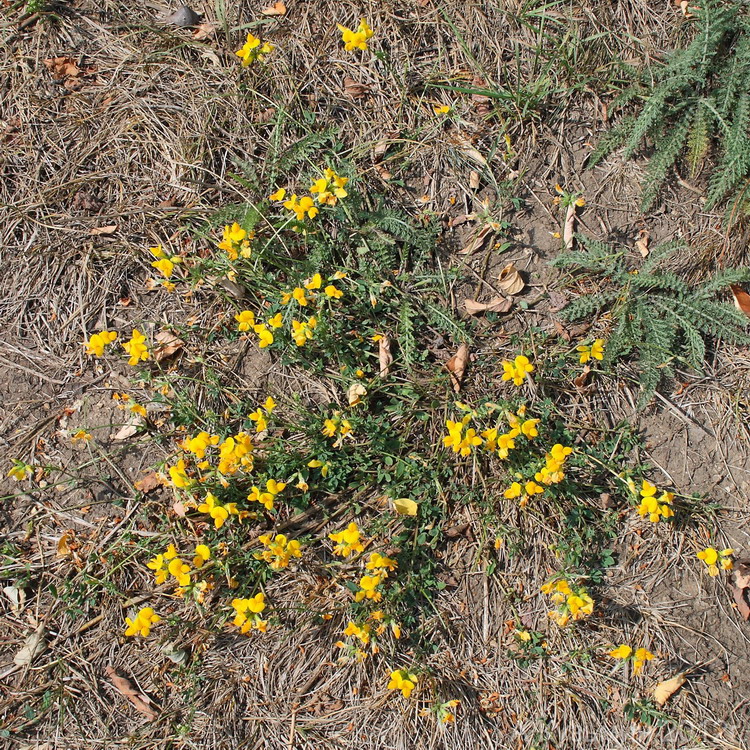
165, 5, 201, 27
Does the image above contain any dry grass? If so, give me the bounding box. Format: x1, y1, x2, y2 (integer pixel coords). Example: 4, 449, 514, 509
2, 1, 750, 749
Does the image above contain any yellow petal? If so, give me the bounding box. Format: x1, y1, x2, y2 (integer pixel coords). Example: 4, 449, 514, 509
392, 497, 418, 516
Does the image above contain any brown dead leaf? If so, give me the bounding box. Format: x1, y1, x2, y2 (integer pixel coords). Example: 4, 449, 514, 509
14, 625, 47, 667
449, 213, 473, 228
733, 585, 750, 620
346, 382, 367, 406
57, 530, 73, 557
553, 319, 571, 342
446, 343, 469, 392
134, 472, 162, 494
730, 284, 750, 319
573, 365, 591, 389
464, 297, 512, 315
734, 560, 750, 589
90, 224, 118, 236
378, 335, 393, 378
43, 56, 81, 80
469, 170, 480, 190
459, 225, 493, 255
112, 423, 139, 441
497, 263, 525, 295
261, 0, 286, 15
105, 665, 158, 720
172, 499, 187, 518
652, 673, 686, 706
563, 203, 577, 251
343, 77, 370, 99
636, 229, 650, 258
153, 330, 184, 362
192, 22, 216, 40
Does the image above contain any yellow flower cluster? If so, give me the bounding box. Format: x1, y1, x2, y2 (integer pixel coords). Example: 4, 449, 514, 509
149, 244, 182, 278
310, 168, 349, 206
696, 546, 733, 576
322, 413, 353, 447
7, 461, 33, 481
577, 338, 605, 364
236, 33, 273, 66
182, 430, 219, 459
124, 607, 160, 637
232, 592, 267, 634
292, 316, 317, 346
282, 272, 346, 306
254, 534, 302, 570
271, 168, 349, 225
443, 415, 483, 456
247, 478, 287, 511
387, 668, 418, 698
218, 222, 253, 260
352, 552, 397, 603
634, 480, 674, 523
329, 521, 364, 557
198, 492, 245, 529
85, 330, 117, 356
234, 309, 282, 349
112, 392, 147, 417
249, 396, 276, 433
122, 329, 149, 366
147, 543, 193, 587
608, 644, 654, 675
336, 610, 400, 662
283, 193, 319, 221
501, 354, 535, 386
337, 19, 373, 51
541, 579, 594, 626
536, 443, 573, 485
217, 432, 255, 476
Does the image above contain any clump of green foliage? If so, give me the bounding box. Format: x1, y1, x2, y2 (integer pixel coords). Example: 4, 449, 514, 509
553, 236, 750, 404
590, 0, 750, 217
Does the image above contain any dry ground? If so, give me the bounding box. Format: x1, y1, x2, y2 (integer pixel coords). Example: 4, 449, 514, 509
3, 1, 750, 748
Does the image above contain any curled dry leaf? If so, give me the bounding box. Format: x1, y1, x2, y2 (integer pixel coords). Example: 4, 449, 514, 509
392, 497, 419, 516
652, 673, 686, 706
497, 263, 525, 295
459, 225, 493, 255
3, 585, 26, 612
261, 0, 287, 15
563, 203, 577, 251
730, 284, 750, 319
90, 224, 118, 236
346, 382, 367, 406
553, 319, 571, 342
153, 330, 184, 362
112, 422, 139, 441
446, 343, 469, 392
192, 22, 216, 40
732, 560, 750, 619
43, 57, 81, 80
464, 297, 512, 316
343, 77, 370, 99
469, 170, 480, 190
57, 530, 73, 557
134, 472, 162, 494
636, 229, 650, 258
573, 365, 591, 389
105, 665, 158, 720
14, 625, 47, 667
378, 335, 393, 378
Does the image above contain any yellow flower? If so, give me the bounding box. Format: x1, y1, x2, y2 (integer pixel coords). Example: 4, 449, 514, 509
283, 194, 319, 221
503, 482, 522, 499
124, 607, 160, 637
608, 644, 632, 660
236, 33, 274, 66
85, 330, 118, 356
292, 316, 317, 346
337, 18, 374, 51
267, 313, 283, 329
168, 458, 191, 488
366, 552, 398, 577
697, 547, 733, 576
354, 574, 382, 602
305, 273, 323, 290
7, 462, 32, 481
269, 188, 286, 202
247, 478, 286, 511
198, 492, 231, 529
71, 430, 93, 443
167, 555, 191, 587
253, 323, 274, 348
182, 431, 219, 459
520, 419, 540, 438
308, 458, 330, 477
633, 648, 654, 675
122, 329, 149, 366
387, 669, 417, 698
235, 310, 255, 331
501, 355, 534, 386
151, 257, 174, 279
324, 284, 343, 299
636, 480, 674, 523
310, 168, 349, 206
232, 593, 267, 634
433, 104, 451, 115
329, 521, 364, 557
255, 533, 302, 569
577, 338, 605, 364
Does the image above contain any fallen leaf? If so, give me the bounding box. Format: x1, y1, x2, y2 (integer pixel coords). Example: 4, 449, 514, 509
449, 214, 473, 228
730, 284, 750, 319
90, 225, 118, 236
446, 343, 469, 392
346, 382, 367, 407
563, 203, 577, 251
43, 56, 81, 80
653, 673, 686, 706
636, 229, 650, 258
733, 585, 750, 620
153, 330, 184, 362
459, 225, 493, 255
57, 530, 73, 557
497, 263, 525, 295
172, 499, 187, 518
3, 585, 26, 612
105, 665, 158, 720
261, 0, 286, 15
134, 472, 162, 494
192, 21, 216, 40
734, 560, 750, 589
469, 170, 480, 190
553, 319, 571, 342
343, 77, 370, 99
212, 276, 246, 299
112, 423, 139, 441
378, 335, 393, 378
573, 365, 591, 389
14, 625, 47, 667
392, 497, 418, 516
464, 297, 512, 315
